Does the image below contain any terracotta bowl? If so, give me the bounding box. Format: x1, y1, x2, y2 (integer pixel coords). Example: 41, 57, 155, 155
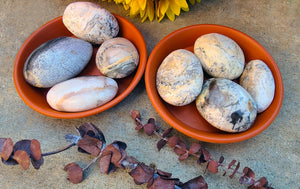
14, 14, 147, 119
145, 24, 283, 143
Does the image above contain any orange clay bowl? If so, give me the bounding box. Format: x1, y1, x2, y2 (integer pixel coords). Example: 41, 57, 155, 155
145, 24, 283, 143
14, 14, 147, 119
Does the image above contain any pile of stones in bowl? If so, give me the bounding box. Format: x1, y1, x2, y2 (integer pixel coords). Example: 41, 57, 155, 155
23, 2, 139, 112
156, 33, 275, 133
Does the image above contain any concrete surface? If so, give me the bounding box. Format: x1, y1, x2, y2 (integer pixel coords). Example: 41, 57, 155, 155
0, 0, 299, 188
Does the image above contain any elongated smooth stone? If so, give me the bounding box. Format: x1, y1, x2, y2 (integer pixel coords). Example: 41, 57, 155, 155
46, 76, 118, 112
23, 37, 92, 88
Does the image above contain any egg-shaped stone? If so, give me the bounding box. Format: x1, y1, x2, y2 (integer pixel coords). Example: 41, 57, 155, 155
24, 37, 92, 88
196, 78, 257, 132
240, 60, 275, 113
63, 2, 119, 44
96, 37, 139, 78
46, 76, 118, 112
156, 49, 204, 106
194, 33, 245, 80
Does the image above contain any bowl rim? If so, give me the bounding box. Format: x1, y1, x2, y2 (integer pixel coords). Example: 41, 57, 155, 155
13, 14, 147, 119
145, 24, 284, 143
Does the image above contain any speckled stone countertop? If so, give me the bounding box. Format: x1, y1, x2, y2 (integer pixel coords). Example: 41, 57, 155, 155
0, 0, 299, 188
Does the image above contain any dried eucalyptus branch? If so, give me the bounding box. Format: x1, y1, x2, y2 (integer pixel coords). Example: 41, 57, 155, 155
130, 110, 274, 189
0, 123, 208, 188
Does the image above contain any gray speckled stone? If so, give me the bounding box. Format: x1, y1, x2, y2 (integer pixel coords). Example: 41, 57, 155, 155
194, 33, 245, 80
96, 37, 139, 78
240, 59, 275, 113
46, 76, 118, 112
196, 78, 257, 132
63, 2, 119, 44
156, 49, 204, 106
23, 37, 92, 88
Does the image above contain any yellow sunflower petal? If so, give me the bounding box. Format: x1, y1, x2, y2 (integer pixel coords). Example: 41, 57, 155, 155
129, 1, 140, 17
138, 0, 147, 11
169, 0, 181, 16
166, 7, 175, 21
147, 0, 155, 21
176, 0, 188, 9
159, 0, 169, 16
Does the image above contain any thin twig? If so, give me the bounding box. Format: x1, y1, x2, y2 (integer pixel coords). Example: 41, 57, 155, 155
42, 143, 76, 157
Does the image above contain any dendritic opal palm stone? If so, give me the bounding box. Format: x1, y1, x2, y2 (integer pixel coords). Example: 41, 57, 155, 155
96, 37, 139, 78
46, 76, 118, 112
194, 33, 245, 80
196, 78, 257, 133
63, 2, 119, 44
240, 60, 275, 113
23, 37, 92, 88
156, 49, 204, 106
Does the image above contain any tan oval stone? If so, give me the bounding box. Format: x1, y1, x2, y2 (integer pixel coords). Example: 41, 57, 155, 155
46, 76, 118, 112
96, 37, 139, 78
156, 49, 204, 106
194, 33, 245, 80
240, 60, 275, 113
63, 2, 119, 44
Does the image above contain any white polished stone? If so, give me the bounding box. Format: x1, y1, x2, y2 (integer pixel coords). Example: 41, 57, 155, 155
46, 76, 118, 112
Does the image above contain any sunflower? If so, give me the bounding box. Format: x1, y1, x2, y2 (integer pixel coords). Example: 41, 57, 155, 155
103, 0, 201, 22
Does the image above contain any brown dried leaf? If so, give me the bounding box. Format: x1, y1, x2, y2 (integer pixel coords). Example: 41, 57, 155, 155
143, 123, 157, 136
129, 163, 154, 185
99, 151, 112, 174
248, 177, 272, 189
157, 169, 172, 178
30, 139, 41, 161
77, 123, 106, 144
162, 128, 173, 138
148, 175, 176, 189
77, 135, 102, 156
173, 140, 187, 156
243, 167, 255, 179
228, 160, 236, 169
181, 175, 208, 189
13, 150, 30, 170
131, 110, 141, 120
201, 148, 212, 161
219, 156, 225, 164
207, 160, 219, 173
64, 162, 83, 184
167, 136, 179, 148
31, 156, 44, 169
229, 162, 240, 179
157, 139, 167, 151
179, 152, 189, 161
189, 143, 201, 154
0, 138, 13, 161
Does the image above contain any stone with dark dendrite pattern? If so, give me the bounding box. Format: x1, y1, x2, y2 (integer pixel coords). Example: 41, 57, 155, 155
196, 78, 257, 133
63, 1, 119, 44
